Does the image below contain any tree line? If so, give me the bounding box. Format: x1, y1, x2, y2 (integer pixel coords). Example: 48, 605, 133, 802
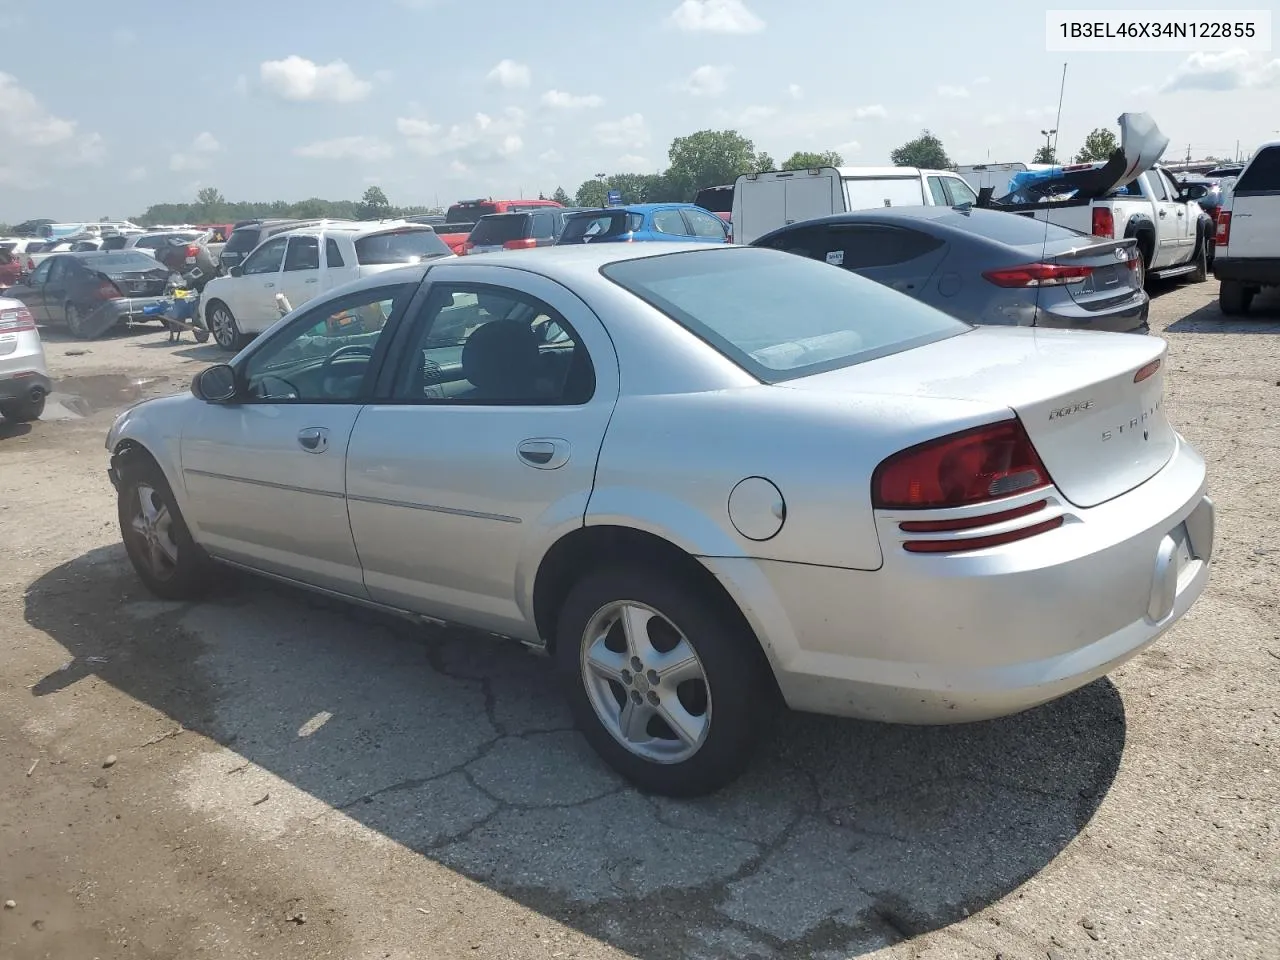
112, 124, 1141, 230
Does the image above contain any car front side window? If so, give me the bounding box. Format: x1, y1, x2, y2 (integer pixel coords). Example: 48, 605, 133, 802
238, 284, 411, 402
28, 260, 53, 284
241, 237, 288, 275
390, 283, 594, 405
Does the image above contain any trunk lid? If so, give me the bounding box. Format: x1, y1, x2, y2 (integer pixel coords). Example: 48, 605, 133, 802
1043, 235, 1142, 310
787, 326, 1174, 509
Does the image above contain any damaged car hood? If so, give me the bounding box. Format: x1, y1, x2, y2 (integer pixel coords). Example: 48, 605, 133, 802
997, 112, 1171, 204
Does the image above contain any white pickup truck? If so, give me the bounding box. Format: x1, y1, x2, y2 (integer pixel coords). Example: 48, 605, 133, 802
981, 113, 1213, 286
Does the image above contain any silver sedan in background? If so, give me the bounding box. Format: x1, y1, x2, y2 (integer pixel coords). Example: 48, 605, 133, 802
106, 243, 1213, 796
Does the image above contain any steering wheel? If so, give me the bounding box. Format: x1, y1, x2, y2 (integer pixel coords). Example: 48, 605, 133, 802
321, 343, 374, 375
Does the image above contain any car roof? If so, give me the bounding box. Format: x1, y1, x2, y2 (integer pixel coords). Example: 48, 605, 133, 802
566, 203, 696, 215
287, 220, 437, 238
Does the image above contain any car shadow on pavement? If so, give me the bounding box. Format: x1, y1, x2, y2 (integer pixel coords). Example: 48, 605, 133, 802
1166, 295, 1280, 335
136, 339, 231, 362
25, 545, 1128, 958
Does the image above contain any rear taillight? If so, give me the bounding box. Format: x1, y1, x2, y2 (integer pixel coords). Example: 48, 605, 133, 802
1215, 211, 1231, 246
1092, 207, 1115, 238
982, 263, 1093, 288
0, 304, 36, 332
185, 244, 200, 262
460, 242, 474, 255
502, 238, 538, 250
1133, 358, 1161, 383
872, 419, 1053, 510
26, 257, 35, 272
97, 280, 122, 299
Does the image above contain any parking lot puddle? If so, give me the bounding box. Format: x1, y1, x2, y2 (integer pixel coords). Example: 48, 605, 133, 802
40, 374, 171, 420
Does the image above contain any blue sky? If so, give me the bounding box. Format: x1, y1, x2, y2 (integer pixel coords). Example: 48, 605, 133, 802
2, 0, 1278, 221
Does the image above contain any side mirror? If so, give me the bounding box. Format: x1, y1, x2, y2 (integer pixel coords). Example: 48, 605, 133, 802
192, 364, 239, 403
228, 265, 243, 278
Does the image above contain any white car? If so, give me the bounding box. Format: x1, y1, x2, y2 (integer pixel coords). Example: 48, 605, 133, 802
106, 243, 1214, 796
0, 297, 51, 422
200, 220, 454, 350
1212, 139, 1280, 314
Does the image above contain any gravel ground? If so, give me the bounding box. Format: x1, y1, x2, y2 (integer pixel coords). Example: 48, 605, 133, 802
1, 281, 1277, 960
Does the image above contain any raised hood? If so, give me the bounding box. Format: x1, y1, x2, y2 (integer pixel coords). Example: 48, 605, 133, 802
786, 327, 1176, 510
996, 112, 1171, 204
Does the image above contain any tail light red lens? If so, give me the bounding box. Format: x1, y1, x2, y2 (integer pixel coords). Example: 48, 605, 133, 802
982, 263, 1093, 288
1133, 358, 1161, 383
502, 238, 538, 250
1092, 207, 1115, 238
872, 419, 1053, 510
96, 280, 123, 300
0, 304, 36, 332
1215, 211, 1231, 246
185, 244, 200, 261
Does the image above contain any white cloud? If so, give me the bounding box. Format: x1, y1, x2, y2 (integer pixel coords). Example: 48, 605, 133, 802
447, 160, 470, 179
680, 64, 732, 98
737, 105, 778, 126
853, 104, 887, 120
111, 27, 136, 46
295, 135, 393, 161
373, 68, 393, 84
486, 59, 530, 89
937, 85, 969, 99
397, 107, 526, 164
541, 89, 604, 109
539, 148, 562, 163
1159, 49, 1280, 93
260, 55, 372, 103
594, 113, 649, 149
0, 76, 108, 185
616, 154, 649, 169
788, 83, 803, 100
126, 166, 147, 182
981, 113, 1007, 127
169, 131, 222, 172
834, 140, 861, 157
668, 0, 764, 34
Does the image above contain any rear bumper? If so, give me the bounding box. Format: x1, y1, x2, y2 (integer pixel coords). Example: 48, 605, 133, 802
0, 370, 52, 402
1213, 256, 1280, 285
702, 433, 1212, 724
1034, 291, 1150, 334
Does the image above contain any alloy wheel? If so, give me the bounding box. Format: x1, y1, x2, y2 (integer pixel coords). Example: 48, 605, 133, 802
580, 600, 712, 764
209, 306, 238, 349
128, 483, 179, 581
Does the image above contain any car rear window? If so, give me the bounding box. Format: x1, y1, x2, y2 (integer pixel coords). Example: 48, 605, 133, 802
1235, 146, 1280, 194
469, 215, 530, 245
93, 252, 168, 273
222, 229, 262, 255
559, 212, 645, 244
354, 228, 450, 265
934, 210, 1088, 245
602, 247, 968, 383
448, 203, 496, 223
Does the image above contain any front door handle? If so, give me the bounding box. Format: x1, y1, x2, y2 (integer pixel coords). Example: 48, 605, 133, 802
297, 426, 329, 453
1158, 210, 1167, 218
305, 278, 319, 283
517, 438, 570, 470
265, 282, 276, 288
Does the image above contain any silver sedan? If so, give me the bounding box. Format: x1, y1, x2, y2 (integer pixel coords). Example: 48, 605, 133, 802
106, 243, 1215, 796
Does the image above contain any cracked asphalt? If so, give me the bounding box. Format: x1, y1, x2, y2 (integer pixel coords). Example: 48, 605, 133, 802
1, 279, 1277, 959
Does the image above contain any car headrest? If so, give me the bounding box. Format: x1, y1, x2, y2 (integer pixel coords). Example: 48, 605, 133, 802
460, 319, 540, 397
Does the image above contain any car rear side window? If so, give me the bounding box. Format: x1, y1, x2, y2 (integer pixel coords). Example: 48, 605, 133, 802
326, 239, 345, 268
603, 247, 968, 383
685, 208, 728, 238
652, 210, 691, 235
469, 215, 530, 245
354, 228, 450, 265
926, 177, 949, 205
1235, 146, 1280, 194
529, 211, 556, 238
759, 223, 945, 269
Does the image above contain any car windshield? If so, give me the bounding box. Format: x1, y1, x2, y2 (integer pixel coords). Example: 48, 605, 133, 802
469, 215, 529, 245
602, 247, 969, 382
559, 212, 645, 243
354, 228, 450, 265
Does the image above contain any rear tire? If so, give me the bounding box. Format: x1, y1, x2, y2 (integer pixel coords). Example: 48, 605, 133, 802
555, 565, 772, 797
1219, 280, 1252, 316
0, 393, 44, 422
207, 301, 241, 351
65, 301, 91, 338
193, 327, 211, 344
116, 453, 212, 601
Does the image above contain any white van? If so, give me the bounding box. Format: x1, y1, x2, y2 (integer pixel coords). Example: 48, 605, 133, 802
1212, 139, 1280, 315
954, 162, 1057, 196
730, 166, 980, 245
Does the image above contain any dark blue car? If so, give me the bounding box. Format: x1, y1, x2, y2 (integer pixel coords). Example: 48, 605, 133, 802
556, 203, 730, 245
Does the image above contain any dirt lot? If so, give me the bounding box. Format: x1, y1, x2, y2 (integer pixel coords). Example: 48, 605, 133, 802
1, 283, 1277, 960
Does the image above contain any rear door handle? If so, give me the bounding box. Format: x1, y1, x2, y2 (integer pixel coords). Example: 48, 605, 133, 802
297, 426, 329, 453
265, 282, 276, 288
1158, 210, 1167, 218
517, 438, 570, 470
305, 278, 319, 283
